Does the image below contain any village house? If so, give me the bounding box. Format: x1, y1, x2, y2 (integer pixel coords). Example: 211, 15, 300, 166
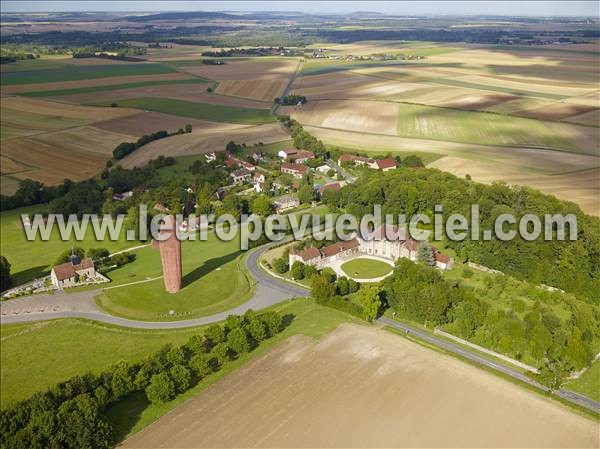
374, 159, 397, 171
273, 195, 299, 213
316, 164, 330, 174
50, 257, 96, 289
230, 168, 252, 184
290, 150, 315, 164
253, 172, 266, 193
278, 149, 297, 159
338, 154, 375, 167
205, 152, 217, 162
338, 154, 396, 171
281, 162, 309, 178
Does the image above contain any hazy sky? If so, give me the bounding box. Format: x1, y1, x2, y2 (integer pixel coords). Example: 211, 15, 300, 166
1, 1, 598, 17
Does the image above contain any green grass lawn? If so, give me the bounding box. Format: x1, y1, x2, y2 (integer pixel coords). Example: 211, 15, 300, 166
566, 361, 600, 402
396, 103, 592, 154
96, 234, 252, 321
0, 63, 177, 85
0, 299, 359, 424
20, 78, 207, 98
93, 97, 275, 124
340, 258, 393, 279
0, 319, 204, 409
0, 206, 133, 286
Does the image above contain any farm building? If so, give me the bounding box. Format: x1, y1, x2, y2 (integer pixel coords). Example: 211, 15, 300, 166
50, 258, 96, 289
281, 162, 309, 178
338, 154, 374, 167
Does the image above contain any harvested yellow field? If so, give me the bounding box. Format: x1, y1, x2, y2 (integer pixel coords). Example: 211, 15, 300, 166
119, 122, 289, 168
55, 83, 269, 109
1, 137, 107, 185
1, 72, 193, 94
216, 79, 287, 101
282, 100, 399, 135
303, 126, 600, 215
33, 126, 135, 157
457, 74, 597, 98
294, 72, 420, 99
92, 111, 247, 137
1, 96, 140, 121
430, 158, 600, 216
123, 325, 599, 448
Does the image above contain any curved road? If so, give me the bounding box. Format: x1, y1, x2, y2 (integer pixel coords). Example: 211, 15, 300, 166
0, 244, 308, 329
1, 244, 599, 414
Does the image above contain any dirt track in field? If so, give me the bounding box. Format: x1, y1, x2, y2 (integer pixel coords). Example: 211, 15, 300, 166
122, 324, 599, 448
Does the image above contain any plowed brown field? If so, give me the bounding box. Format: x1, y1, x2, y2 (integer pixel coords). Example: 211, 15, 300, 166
122, 324, 600, 448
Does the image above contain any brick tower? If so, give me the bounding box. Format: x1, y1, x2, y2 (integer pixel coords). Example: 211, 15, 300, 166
152, 215, 182, 293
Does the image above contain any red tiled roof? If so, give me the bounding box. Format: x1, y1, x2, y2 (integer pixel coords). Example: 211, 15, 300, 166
225, 158, 237, 168
74, 258, 94, 271
339, 154, 373, 164
281, 162, 309, 173
434, 251, 451, 264
52, 262, 76, 281
375, 159, 396, 169
321, 182, 341, 192
293, 150, 314, 160
294, 247, 321, 262
319, 238, 359, 258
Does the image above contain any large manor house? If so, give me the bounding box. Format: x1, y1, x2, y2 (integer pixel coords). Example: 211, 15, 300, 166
289, 224, 453, 271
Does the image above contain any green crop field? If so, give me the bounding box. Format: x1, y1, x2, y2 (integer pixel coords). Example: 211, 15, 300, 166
96, 234, 252, 321
0, 299, 359, 413
565, 361, 600, 402
341, 258, 393, 279
396, 103, 592, 154
0, 63, 177, 85
0, 206, 133, 286
20, 78, 207, 97
93, 97, 275, 124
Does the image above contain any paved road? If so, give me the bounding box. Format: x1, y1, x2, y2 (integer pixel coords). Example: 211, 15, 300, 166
326, 159, 356, 183
378, 316, 600, 414
0, 244, 308, 329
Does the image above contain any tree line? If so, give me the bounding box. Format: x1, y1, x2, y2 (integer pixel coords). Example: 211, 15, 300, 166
0, 310, 287, 449
112, 126, 191, 160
